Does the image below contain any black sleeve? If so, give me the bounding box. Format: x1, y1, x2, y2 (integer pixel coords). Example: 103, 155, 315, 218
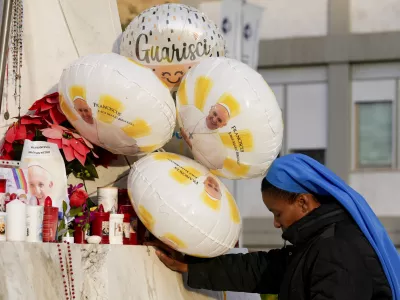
308, 239, 372, 300
186, 248, 288, 294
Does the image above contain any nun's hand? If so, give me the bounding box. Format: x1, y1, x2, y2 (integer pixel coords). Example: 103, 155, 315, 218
145, 240, 188, 273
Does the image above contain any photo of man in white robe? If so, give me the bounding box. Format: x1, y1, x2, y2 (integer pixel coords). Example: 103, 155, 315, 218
27, 164, 54, 206
179, 103, 231, 170
203, 175, 222, 201
72, 98, 139, 156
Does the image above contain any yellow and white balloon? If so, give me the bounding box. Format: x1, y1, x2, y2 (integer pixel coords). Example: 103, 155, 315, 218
128, 152, 241, 257
120, 3, 226, 92
58, 53, 176, 156
176, 57, 284, 179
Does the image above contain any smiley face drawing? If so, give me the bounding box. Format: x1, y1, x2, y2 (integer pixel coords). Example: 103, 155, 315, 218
163, 71, 183, 84
151, 63, 194, 91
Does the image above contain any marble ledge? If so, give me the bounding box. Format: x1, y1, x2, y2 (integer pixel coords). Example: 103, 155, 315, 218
0, 242, 259, 300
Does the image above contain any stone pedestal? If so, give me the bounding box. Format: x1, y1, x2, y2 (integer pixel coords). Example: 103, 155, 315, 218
0, 242, 224, 300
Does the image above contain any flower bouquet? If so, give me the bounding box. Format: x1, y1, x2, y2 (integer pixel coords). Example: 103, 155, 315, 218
0, 92, 118, 180
57, 183, 97, 242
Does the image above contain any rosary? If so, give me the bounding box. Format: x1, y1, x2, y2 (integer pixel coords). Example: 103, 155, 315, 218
4, 0, 23, 121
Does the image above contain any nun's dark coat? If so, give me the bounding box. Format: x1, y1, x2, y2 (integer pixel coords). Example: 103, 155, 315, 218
187, 203, 391, 300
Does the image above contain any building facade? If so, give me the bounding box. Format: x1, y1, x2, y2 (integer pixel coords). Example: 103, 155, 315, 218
193, 0, 400, 250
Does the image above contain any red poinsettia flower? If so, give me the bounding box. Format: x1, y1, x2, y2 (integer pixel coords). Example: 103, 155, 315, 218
29, 93, 66, 125
69, 189, 88, 208
2, 93, 65, 150
20, 115, 43, 125
41, 123, 97, 166
1, 121, 30, 159
5, 123, 26, 143
0, 92, 118, 179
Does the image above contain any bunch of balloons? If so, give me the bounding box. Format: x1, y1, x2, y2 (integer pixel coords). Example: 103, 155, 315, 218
58, 4, 283, 258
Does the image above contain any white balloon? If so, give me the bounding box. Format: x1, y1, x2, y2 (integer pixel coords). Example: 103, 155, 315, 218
128, 152, 241, 257
176, 57, 283, 179
120, 3, 226, 92
58, 53, 176, 156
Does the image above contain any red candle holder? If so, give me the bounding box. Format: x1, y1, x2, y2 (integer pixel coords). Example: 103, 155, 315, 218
91, 204, 110, 244
0, 179, 6, 193
73, 224, 87, 244
117, 189, 131, 212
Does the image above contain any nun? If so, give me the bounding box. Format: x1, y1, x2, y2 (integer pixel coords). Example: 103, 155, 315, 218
147, 154, 400, 300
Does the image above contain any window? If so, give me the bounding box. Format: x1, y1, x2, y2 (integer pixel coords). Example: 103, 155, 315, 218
291, 149, 326, 165
355, 101, 393, 168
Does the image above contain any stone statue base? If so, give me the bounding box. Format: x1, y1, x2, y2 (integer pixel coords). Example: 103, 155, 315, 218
0, 242, 224, 300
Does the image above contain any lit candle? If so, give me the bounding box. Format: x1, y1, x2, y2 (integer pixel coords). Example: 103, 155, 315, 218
97, 187, 118, 212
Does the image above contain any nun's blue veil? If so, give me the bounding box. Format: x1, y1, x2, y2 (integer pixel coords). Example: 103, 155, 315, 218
266, 154, 400, 299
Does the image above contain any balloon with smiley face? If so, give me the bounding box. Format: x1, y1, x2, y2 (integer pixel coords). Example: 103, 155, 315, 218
176, 57, 284, 180
119, 3, 226, 92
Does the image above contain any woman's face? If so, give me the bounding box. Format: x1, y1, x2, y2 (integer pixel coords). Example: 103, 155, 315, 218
262, 192, 316, 232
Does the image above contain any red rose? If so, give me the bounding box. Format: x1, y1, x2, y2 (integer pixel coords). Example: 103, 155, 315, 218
69, 189, 88, 208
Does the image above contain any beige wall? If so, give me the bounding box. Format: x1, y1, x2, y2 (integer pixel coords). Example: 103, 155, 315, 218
0, 0, 126, 196
351, 0, 400, 33
199, 0, 328, 40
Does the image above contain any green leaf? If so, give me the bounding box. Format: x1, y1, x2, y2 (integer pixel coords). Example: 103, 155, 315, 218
35, 129, 44, 137
13, 143, 24, 152
64, 156, 99, 181
65, 160, 82, 176
85, 163, 99, 180
260, 295, 278, 300
86, 156, 94, 164
11, 143, 24, 160
83, 223, 90, 231
62, 200, 68, 214
67, 160, 84, 178
86, 198, 96, 210
57, 219, 66, 236
57, 229, 67, 238
68, 207, 83, 217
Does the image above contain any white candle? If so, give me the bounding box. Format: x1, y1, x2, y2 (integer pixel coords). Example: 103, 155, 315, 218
26, 205, 44, 242
6, 200, 26, 241
109, 213, 124, 244
97, 187, 118, 212
0, 193, 6, 212
62, 231, 74, 244
0, 212, 7, 241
